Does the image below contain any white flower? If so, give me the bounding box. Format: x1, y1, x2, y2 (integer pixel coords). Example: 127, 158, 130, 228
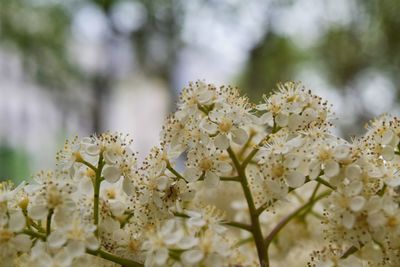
47, 215, 99, 256
26, 172, 76, 226
142, 219, 184, 267
200, 106, 249, 149
184, 145, 232, 187
0, 210, 32, 263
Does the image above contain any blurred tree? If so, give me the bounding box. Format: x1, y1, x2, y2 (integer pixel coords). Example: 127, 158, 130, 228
240, 32, 304, 101
0, 0, 79, 89
0, 0, 185, 132
240, 0, 400, 132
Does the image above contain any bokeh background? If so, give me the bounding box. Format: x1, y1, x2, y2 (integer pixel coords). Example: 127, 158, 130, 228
1, 0, 399, 182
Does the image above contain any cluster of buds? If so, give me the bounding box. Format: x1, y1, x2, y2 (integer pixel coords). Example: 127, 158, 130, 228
1, 81, 399, 267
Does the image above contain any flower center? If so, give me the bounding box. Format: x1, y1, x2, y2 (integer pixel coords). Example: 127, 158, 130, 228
47, 186, 63, 208
128, 239, 140, 253
271, 164, 285, 178
199, 158, 213, 171
318, 149, 332, 161
0, 229, 13, 244
387, 216, 398, 227
218, 118, 233, 133
106, 188, 117, 199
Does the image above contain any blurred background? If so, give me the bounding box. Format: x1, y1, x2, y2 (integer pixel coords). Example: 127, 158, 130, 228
1, 0, 399, 182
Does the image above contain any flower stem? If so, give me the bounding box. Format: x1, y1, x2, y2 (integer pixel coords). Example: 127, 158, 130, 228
46, 208, 54, 238
22, 229, 143, 267
222, 221, 253, 232
93, 153, 104, 237
228, 147, 269, 267
315, 177, 336, 190
23, 229, 46, 240
264, 191, 330, 246
81, 160, 98, 172
167, 164, 187, 182
341, 246, 358, 259
87, 249, 144, 267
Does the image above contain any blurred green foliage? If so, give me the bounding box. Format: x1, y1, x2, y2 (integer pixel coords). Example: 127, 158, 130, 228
240, 0, 400, 101
0, 0, 80, 89
240, 33, 304, 101
0, 145, 30, 183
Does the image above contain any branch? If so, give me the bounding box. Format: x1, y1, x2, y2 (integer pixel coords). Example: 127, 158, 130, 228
93, 152, 104, 237
22, 227, 144, 267
341, 246, 358, 259
167, 164, 188, 182
315, 177, 336, 190
174, 212, 251, 232
220, 176, 240, 182
46, 208, 54, 238
87, 249, 144, 267
237, 131, 256, 159
23, 229, 46, 240
222, 221, 252, 232
80, 160, 98, 172
227, 147, 269, 266
264, 191, 330, 246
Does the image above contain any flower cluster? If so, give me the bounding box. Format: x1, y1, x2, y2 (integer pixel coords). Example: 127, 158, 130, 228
1, 81, 400, 267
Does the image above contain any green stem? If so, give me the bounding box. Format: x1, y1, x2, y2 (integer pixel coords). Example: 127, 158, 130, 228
197, 104, 210, 115
23, 229, 46, 240
264, 191, 330, 246
237, 131, 256, 159
256, 177, 314, 216
167, 164, 188, 182
377, 184, 387, 196
173, 212, 190, 218
341, 246, 358, 259
298, 183, 320, 218
222, 221, 252, 232
173, 212, 250, 232
46, 209, 54, 237
315, 177, 336, 190
23, 227, 143, 267
234, 236, 254, 248
87, 249, 143, 267
220, 176, 240, 182
81, 160, 98, 172
94, 153, 104, 237
22, 209, 32, 230
227, 147, 269, 267
241, 135, 271, 168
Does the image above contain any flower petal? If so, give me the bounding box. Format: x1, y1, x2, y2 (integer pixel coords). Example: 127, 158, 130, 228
215, 161, 232, 174
28, 205, 48, 220
232, 128, 248, 145
324, 160, 340, 178
381, 145, 394, 161
204, 171, 220, 188
8, 210, 25, 232
345, 164, 362, 180
214, 134, 230, 150
48, 231, 67, 249
11, 234, 32, 252
342, 211, 355, 229
154, 248, 169, 265
275, 113, 288, 127
349, 196, 366, 212
102, 166, 121, 183
285, 171, 305, 188
183, 167, 202, 182
200, 118, 218, 134
181, 249, 204, 264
